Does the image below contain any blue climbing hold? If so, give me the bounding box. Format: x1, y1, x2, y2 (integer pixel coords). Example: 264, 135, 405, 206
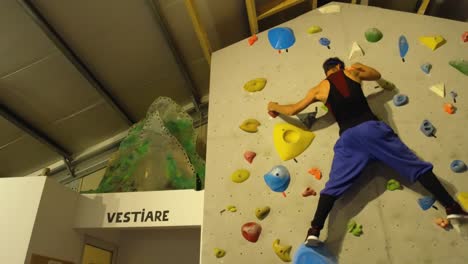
393, 94, 408, 106
293, 244, 337, 264
264, 165, 291, 192
319, 37, 331, 47
399, 35, 409, 62
418, 196, 436, 211
421, 63, 432, 74
420, 119, 435, 137
268, 27, 296, 50
450, 160, 467, 173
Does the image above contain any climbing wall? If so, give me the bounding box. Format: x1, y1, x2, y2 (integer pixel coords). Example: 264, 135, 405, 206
201, 2, 468, 263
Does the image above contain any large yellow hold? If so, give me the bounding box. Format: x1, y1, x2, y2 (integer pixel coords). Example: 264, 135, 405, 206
273, 123, 315, 161
419, 36, 446, 51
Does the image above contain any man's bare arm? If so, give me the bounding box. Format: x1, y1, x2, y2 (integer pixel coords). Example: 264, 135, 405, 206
268, 83, 323, 116
348, 63, 381, 81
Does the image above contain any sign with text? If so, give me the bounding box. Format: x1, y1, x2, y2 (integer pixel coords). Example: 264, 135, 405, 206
75, 190, 203, 228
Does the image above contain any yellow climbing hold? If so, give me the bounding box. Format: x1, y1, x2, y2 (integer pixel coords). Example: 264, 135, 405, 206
255, 206, 271, 220
419, 36, 446, 51
429, 83, 445, 98
231, 169, 250, 183
457, 192, 468, 211
273, 123, 315, 161
307, 26, 322, 34
240, 119, 261, 133
214, 248, 226, 258
272, 239, 292, 262
244, 78, 267, 92
227, 205, 237, 212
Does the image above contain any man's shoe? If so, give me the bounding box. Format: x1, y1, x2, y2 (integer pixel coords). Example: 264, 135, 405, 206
446, 202, 468, 220
304, 227, 323, 247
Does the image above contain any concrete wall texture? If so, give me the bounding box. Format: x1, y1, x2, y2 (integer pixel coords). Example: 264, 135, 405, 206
201, 3, 468, 263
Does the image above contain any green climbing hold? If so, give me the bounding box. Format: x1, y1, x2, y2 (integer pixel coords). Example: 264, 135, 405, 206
387, 179, 402, 191
347, 219, 363, 236
449, 59, 468, 76
214, 248, 226, 258
365, 28, 383, 43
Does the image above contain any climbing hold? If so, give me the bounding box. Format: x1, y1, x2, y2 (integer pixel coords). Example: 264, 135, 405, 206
264, 165, 291, 193
319, 37, 331, 49
307, 26, 322, 34
272, 239, 292, 262
449, 59, 468, 76
365, 28, 383, 43
241, 222, 262, 243
429, 83, 445, 98
418, 196, 436, 211
450, 160, 467, 173
231, 169, 250, 183
435, 218, 450, 229
268, 27, 296, 51
462, 32, 468, 42
227, 205, 237, 212
393, 94, 408, 106
240, 119, 260, 133
348, 42, 364, 60
449, 91, 457, 103
386, 179, 402, 191
420, 119, 436, 137
244, 151, 256, 164
420, 63, 432, 74
273, 123, 315, 161
244, 78, 267, 92
456, 192, 468, 210
214, 248, 226, 258
268, 111, 279, 118
419, 36, 446, 51
248, 34, 258, 46
347, 220, 363, 236
399, 35, 409, 62
308, 167, 322, 180
255, 206, 271, 220
318, 4, 341, 14
444, 103, 455, 114
302, 187, 317, 197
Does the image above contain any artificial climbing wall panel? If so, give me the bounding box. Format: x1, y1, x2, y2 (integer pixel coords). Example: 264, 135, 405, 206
202, 2, 468, 263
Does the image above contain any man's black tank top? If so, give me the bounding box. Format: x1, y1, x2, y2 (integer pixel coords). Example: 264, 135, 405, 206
325, 70, 378, 135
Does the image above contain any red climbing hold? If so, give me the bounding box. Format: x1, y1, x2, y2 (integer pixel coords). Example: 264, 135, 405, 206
244, 151, 257, 164
241, 222, 262, 243
302, 187, 317, 197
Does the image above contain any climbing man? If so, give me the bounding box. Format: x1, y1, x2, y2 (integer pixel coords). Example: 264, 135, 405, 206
267, 57, 468, 247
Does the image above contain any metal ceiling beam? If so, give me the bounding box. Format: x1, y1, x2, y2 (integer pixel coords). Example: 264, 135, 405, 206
0, 104, 72, 159
147, 0, 202, 113
17, 0, 135, 125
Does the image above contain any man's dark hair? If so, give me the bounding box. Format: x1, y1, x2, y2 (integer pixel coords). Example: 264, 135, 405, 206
323, 57, 345, 74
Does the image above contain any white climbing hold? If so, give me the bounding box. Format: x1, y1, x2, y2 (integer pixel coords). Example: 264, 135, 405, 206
318, 5, 341, 14
429, 83, 445, 98
348, 42, 364, 60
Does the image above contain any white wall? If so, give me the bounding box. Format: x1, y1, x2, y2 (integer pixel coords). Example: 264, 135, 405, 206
0, 177, 45, 263
117, 228, 201, 264
26, 178, 84, 264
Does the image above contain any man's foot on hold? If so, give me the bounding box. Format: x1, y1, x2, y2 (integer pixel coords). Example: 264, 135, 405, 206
304, 227, 323, 247
446, 202, 468, 220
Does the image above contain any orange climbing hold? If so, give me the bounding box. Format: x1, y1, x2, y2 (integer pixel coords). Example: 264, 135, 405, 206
435, 218, 450, 229
248, 35, 258, 46
444, 103, 455, 114
308, 168, 322, 180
